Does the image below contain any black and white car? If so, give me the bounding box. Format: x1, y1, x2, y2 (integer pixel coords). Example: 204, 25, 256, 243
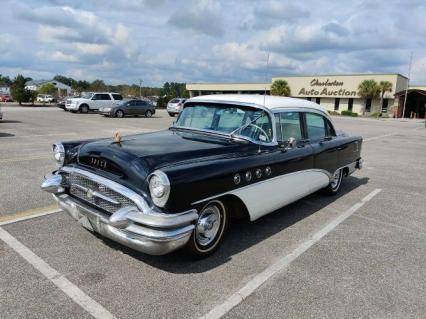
41, 95, 363, 258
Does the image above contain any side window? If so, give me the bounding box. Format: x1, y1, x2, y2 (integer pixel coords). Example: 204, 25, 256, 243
275, 112, 302, 142
112, 94, 123, 100
92, 94, 100, 100
325, 119, 336, 136
305, 113, 326, 141
101, 94, 111, 100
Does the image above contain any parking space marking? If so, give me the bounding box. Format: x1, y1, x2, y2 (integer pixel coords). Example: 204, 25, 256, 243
0, 205, 61, 226
0, 227, 116, 319
200, 188, 382, 319
0, 154, 51, 163
364, 133, 395, 142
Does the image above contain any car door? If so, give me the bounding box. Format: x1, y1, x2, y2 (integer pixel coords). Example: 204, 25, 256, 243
91, 93, 102, 110
304, 112, 339, 177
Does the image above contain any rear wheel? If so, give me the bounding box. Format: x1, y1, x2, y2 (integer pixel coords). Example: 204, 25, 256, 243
323, 168, 343, 195
145, 110, 153, 118
168, 112, 175, 117
115, 110, 124, 118
79, 104, 89, 113
182, 199, 228, 259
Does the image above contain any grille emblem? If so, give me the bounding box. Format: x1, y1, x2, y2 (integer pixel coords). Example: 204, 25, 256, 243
86, 189, 94, 199
90, 157, 107, 169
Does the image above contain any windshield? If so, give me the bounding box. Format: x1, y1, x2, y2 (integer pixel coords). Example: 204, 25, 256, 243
175, 103, 273, 143
81, 92, 93, 99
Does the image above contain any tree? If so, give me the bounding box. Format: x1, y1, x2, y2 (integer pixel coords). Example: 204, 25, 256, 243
72, 80, 90, 93
39, 83, 57, 95
89, 79, 107, 92
53, 75, 76, 87
270, 80, 291, 96
378, 81, 393, 116
0, 74, 12, 86
357, 80, 380, 115
10, 74, 28, 105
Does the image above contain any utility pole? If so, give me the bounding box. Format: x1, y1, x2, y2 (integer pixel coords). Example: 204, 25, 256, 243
401, 52, 413, 119
139, 79, 143, 99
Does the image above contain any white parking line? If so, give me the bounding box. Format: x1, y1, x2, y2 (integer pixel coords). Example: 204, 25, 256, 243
364, 133, 395, 141
0, 227, 116, 319
200, 188, 382, 319
0, 207, 62, 226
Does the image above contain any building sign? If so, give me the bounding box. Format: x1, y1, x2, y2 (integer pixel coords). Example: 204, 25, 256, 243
298, 78, 357, 97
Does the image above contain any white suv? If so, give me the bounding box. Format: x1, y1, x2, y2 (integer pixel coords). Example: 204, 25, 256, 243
66, 92, 123, 113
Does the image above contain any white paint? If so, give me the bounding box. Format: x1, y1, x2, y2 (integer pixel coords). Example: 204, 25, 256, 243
200, 188, 382, 319
0, 208, 62, 226
364, 133, 395, 142
0, 227, 116, 319
232, 170, 330, 221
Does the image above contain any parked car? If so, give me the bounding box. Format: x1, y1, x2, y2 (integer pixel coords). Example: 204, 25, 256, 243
167, 98, 186, 117
58, 95, 80, 110
0, 94, 12, 102
99, 99, 156, 118
37, 94, 55, 103
41, 95, 363, 258
65, 92, 123, 113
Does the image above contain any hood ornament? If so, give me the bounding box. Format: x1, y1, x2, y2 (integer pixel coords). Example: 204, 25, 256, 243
113, 131, 122, 144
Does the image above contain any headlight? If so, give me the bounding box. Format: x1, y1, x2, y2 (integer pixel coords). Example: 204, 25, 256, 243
53, 143, 65, 167
103, 107, 112, 112
148, 170, 170, 207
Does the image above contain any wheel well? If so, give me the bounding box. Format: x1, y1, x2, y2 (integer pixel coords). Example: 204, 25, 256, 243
219, 194, 250, 221
79, 103, 88, 109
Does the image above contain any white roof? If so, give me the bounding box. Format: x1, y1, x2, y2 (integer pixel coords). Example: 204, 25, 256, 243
189, 94, 327, 113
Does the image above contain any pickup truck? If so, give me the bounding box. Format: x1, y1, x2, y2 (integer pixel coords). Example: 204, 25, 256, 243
65, 92, 123, 113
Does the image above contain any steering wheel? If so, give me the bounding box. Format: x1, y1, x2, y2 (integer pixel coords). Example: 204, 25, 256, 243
242, 123, 270, 142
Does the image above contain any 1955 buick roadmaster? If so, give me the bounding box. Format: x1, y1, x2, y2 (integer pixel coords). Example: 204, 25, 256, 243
41, 95, 363, 258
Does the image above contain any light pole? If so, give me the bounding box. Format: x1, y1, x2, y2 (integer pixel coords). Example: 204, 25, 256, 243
139, 79, 143, 99
401, 52, 413, 119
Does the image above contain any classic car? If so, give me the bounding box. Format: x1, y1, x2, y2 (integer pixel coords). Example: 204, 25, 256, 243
41, 95, 363, 258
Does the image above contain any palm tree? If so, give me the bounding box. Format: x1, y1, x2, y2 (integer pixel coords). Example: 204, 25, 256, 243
378, 81, 393, 116
271, 80, 291, 96
357, 80, 380, 115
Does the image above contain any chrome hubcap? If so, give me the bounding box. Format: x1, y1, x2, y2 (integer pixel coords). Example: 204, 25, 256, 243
331, 170, 341, 189
195, 205, 221, 246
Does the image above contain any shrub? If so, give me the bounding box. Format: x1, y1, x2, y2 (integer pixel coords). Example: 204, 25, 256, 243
327, 110, 340, 116
341, 110, 358, 117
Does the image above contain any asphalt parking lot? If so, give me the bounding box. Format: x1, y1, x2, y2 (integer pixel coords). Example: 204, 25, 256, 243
0, 106, 425, 319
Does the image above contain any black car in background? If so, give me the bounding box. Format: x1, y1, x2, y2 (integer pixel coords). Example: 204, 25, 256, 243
99, 99, 156, 118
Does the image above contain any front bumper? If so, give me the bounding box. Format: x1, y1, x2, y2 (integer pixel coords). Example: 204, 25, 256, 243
66, 104, 78, 110
41, 171, 198, 255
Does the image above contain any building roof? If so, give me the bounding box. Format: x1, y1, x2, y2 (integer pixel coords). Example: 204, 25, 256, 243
189, 94, 327, 113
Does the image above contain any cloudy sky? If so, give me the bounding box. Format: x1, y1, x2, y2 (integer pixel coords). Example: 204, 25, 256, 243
1, 0, 425, 86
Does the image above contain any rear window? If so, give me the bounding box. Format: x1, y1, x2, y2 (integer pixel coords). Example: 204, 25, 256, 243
112, 94, 123, 100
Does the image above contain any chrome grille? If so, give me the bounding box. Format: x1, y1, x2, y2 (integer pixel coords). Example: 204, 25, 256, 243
69, 172, 134, 214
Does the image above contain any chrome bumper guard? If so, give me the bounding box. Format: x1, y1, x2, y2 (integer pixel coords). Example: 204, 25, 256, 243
42, 170, 198, 255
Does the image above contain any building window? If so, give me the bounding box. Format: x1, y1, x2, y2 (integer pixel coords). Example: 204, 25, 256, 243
382, 99, 389, 113
315, 97, 321, 105
348, 98, 353, 112
334, 98, 340, 111
365, 98, 372, 112
306, 97, 311, 101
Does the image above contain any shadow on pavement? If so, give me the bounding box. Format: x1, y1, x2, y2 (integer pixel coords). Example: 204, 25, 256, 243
0, 120, 22, 124
98, 175, 369, 272
0, 132, 15, 137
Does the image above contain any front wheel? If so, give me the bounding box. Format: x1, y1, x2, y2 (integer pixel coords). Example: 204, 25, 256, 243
168, 112, 175, 117
323, 168, 343, 195
182, 200, 228, 259
145, 110, 153, 118
115, 110, 124, 118
79, 104, 89, 113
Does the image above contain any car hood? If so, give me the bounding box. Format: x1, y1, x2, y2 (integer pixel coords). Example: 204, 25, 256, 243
77, 129, 255, 179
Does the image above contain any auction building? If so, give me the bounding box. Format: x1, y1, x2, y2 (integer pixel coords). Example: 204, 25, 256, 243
187, 73, 426, 118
